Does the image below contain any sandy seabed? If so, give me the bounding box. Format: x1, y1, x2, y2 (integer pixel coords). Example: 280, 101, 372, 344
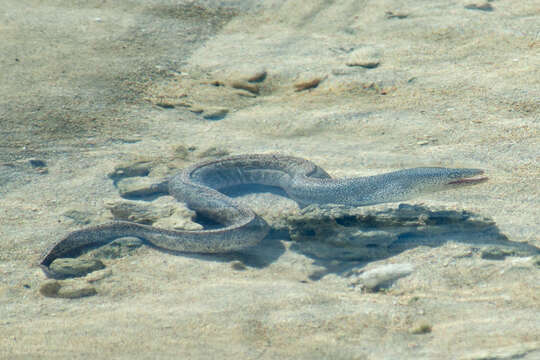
1, 1, 539, 359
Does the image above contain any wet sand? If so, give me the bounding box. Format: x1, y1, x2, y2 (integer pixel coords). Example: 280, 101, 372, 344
1, 1, 539, 359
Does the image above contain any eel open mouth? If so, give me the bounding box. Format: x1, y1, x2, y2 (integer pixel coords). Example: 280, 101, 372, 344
447, 170, 488, 186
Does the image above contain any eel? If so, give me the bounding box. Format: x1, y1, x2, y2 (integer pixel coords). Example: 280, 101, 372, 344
39, 154, 488, 275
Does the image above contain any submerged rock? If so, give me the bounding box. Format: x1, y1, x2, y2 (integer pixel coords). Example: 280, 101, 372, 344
480, 246, 531, 260
105, 197, 200, 230
409, 321, 433, 335
287, 203, 500, 261
109, 160, 154, 179
350, 263, 414, 291
345, 47, 381, 68
294, 77, 324, 92
115, 177, 167, 198
197, 146, 230, 159
40, 279, 98, 299
105, 198, 175, 224
89, 237, 144, 260
48, 258, 106, 278
202, 107, 228, 120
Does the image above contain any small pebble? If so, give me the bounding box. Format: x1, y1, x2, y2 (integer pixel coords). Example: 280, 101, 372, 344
410, 321, 432, 334
109, 160, 153, 179
29, 159, 46, 168
197, 147, 230, 158
207, 80, 225, 87
116, 177, 166, 198
230, 81, 259, 95
246, 70, 267, 83
294, 77, 323, 92
28, 159, 48, 174
385, 11, 408, 19
480, 246, 515, 260
85, 268, 113, 283
231, 261, 247, 271
202, 107, 228, 120
352, 263, 414, 291
234, 89, 257, 98
155, 102, 175, 109
345, 47, 381, 68
173, 144, 191, 159
464, 3, 493, 11
188, 106, 204, 114
39, 281, 62, 297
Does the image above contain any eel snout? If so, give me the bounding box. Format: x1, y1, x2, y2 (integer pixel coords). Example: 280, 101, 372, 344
447, 169, 488, 186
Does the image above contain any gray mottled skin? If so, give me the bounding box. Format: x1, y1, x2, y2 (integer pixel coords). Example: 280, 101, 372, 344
39, 154, 487, 274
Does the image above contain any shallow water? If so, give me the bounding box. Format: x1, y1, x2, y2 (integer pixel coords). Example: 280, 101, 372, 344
1, 0, 539, 359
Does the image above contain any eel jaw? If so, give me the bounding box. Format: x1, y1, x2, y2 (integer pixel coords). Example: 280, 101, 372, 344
447, 170, 489, 186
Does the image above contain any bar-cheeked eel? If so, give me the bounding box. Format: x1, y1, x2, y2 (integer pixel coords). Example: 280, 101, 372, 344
39, 154, 488, 275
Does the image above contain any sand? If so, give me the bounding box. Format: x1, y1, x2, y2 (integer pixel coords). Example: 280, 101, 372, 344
1, 0, 539, 359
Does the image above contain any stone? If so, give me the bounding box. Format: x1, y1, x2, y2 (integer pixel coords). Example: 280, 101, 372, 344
197, 147, 230, 158
233, 89, 257, 98
230, 80, 259, 95
105, 199, 175, 224
464, 3, 494, 11
385, 11, 408, 19
202, 107, 228, 120
480, 246, 533, 260
105, 197, 200, 231
85, 268, 113, 283
89, 237, 144, 260
28, 159, 46, 168
350, 263, 414, 291
231, 261, 247, 271
56, 282, 98, 299
287, 203, 500, 261
294, 77, 323, 92
48, 258, 106, 278
39, 280, 98, 299
109, 160, 153, 179
115, 177, 166, 198
345, 47, 381, 68
188, 106, 204, 114
246, 70, 267, 83
28, 158, 48, 174
39, 280, 62, 297
173, 144, 191, 159
410, 321, 432, 335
